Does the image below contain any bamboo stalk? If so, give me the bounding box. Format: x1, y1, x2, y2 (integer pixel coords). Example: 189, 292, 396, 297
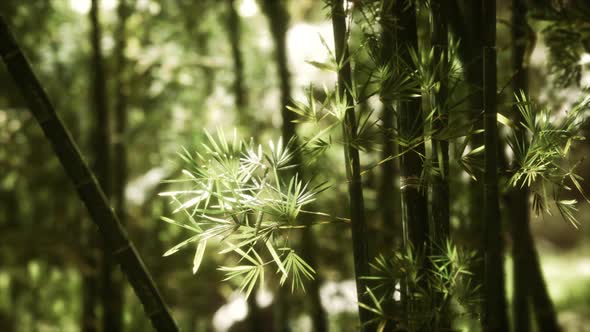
103, 0, 130, 331
482, 0, 509, 330
431, 1, 451, 330
378, 0, 401, 252
0, 16, 179, 332
227, 0, 248, 113
389, 4, 430, 329
87, 1, 111, 331
261, 1, 328, 330
510, 2, 560, 330
330, 1, 371, 329
510, 0, 531, 330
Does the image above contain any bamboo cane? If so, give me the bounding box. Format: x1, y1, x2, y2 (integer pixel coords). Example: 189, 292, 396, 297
0, 16, 179, 332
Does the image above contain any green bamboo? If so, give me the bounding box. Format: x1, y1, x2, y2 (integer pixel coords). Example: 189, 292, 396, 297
510, 0, 531, 330
105, 0, 130, 331
330, 1, 371, 329
391, 2, 430, 330
0, 16, 179, 332
448, 3, 486, 324
510, 4, 560, 329
378, 0, 401, 251
261, 1, 328, 330
431, 1, 451, 330
227, 0, 248, 113
377, 1, 402, 329
482, 0, 509, 330
393, 0, 429, 260
87, 1, 110, 330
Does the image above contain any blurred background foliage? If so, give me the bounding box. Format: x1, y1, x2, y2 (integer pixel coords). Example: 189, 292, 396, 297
0, 0, 589, 331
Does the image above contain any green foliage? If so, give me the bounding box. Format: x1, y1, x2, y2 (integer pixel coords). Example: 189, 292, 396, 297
507, 91, 590, 227
159, 129, 328, 297
532, 3, 590, 86
360, 242, 480, 331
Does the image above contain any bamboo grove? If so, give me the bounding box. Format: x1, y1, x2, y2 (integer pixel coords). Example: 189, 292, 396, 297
1, 0, 589, 331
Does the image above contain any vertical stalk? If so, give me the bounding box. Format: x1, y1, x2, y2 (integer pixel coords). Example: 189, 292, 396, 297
227, 1, 267, 328
431, 0, 450, 330
267, 0, 327, 330
378, 0, 401, 250
392, 5, 429, 328
330, 0, 371, 329
509, 4, 559, 329
482, 0, 509, 330
261, 1, 327, 330
510, 0, 531, 331
261, 0, 294, 142
227, 0, 247, 112
87, 1, 109, 331
393, 0, 429, 259
466, 0, 486, 299
105, 0, 130, 331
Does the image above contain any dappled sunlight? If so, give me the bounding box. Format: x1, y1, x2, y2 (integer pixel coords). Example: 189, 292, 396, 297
1, 0, 589, 331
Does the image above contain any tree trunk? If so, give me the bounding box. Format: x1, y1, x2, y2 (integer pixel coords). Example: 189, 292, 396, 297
510, 0, 531, 330
393, 0, 429, 262
104, 1, 130, 331
391, 2, 430, 329
89, 1, 110, 330
431, 1, 451, 330
482, 0, 509, 330
301, 226, 328, 332
227, 0, 248, 113
378, 0, 401, 251
261, 1, 327, 330
330, 1, 371, 330
448, 2, 487, 310
0, 16, 180, 332
226, 1, 267, 328
528, 245, 560, 332
377, 1, 403, 329
509, 2, 560, 330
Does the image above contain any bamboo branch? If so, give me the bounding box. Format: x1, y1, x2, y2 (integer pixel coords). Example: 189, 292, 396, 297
0, 16, 179, 332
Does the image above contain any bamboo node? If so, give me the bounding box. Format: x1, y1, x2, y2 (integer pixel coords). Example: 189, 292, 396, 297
399, 176, 421, 190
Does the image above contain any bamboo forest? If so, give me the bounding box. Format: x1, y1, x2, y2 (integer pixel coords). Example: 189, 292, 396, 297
1, 0, 590, 331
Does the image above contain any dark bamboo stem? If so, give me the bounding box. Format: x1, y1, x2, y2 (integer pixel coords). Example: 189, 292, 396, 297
378, 0, 401, 250
0, 16, 179, 332
89, 1, 110, 330
261, 1, 328, 330
261, 0, 294, 142
510, 0, 531, 330
391, 5, 429, 329
431, 1, 451, 330
510, 3, 560, 330
393, 0, 429, 260
330, 1, 371, 329
482, 0, 509, 330
227, 0, 248, 113
104, 0, 130, 331
448, 2, 486, 318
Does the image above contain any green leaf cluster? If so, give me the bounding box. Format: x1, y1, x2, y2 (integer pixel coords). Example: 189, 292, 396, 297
159, 129, 328, 296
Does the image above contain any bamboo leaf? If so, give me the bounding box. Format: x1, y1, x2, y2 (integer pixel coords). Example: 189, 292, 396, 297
192, 240, 207, 274
266, 240, 287, 276
305, 60, 337, 72
163, 234, 201, 257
